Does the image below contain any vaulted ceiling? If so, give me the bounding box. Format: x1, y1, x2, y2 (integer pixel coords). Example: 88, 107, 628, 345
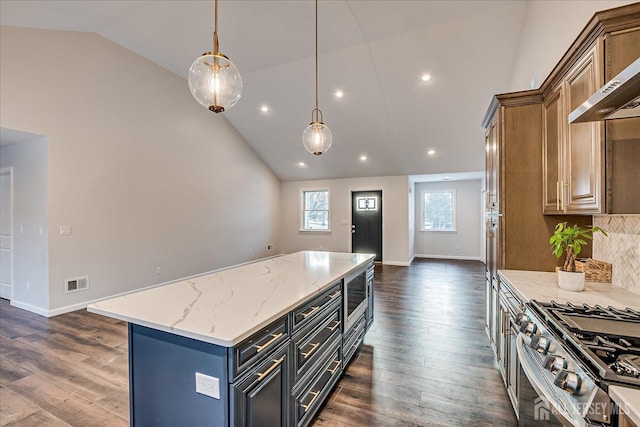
1, 0, 529, 181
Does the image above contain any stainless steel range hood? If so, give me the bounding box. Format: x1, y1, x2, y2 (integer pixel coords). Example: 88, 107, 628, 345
568, 57, 640, 123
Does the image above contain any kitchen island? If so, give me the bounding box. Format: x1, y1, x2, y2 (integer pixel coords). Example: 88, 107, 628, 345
88, 251, 375, 427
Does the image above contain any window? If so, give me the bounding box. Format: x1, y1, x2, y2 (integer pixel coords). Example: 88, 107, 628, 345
302, 190, 330, 231
422, 189, 456, 231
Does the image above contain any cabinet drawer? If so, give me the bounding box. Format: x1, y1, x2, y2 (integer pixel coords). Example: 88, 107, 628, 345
230, 315, 289, 380
343, 312, 366, 345
293, 346, 342, 427
292, 282, 341, 331
293, 306, 341, 381
343, 313, 366, 367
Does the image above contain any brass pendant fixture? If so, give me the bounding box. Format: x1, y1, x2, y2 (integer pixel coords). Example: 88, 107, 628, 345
302, 0, 333, 155
188, 0, 242, 113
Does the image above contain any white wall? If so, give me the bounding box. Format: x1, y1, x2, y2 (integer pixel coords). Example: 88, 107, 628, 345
0, 137, 49, 310
509, 0, 636, 91
0, 26, 281, 316
281, 176, 411, 265
414, 180, 482, 260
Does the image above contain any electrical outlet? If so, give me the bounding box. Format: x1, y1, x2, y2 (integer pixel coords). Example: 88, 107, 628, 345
156, 266, 161, 274
195, 373, 220, 399
267, 244, 273, 251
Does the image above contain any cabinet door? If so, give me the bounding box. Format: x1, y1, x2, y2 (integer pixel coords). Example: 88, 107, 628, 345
507, 318, 519, 412
497, 300, 508, 381
485, 119, 499, 214
564, 41, 604, 213
605, 27, 640, 79
485, 276, 494, 348
542, 86, 563, 214
485, 116, 500, 280
491, 279, 500, 355
366, 266, 374, 328
231, 343, 290, 427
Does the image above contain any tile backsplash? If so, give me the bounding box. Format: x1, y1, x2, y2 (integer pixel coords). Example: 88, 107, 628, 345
593, 215, 640, 295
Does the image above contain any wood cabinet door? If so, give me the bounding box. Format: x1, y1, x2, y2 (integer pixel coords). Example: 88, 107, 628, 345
485, 115, 500, 281
542, 86, 563, 214
563, 41, 604, 213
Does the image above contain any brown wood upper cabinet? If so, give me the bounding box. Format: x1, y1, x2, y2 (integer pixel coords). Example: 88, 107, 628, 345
542, 40, 604, 215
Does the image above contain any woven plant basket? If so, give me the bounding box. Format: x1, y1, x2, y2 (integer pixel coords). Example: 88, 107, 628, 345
575, 258, 612, 283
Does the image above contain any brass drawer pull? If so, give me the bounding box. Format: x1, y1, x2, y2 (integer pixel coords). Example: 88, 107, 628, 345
327, 359, 341, 375
328, 320, 341, 331
301, 306, 319, 318
255, 333, 283, 352
352, 338, 362, 349
302, 342, 319, 359
301, 391, 320, 412
328, 290, 340, 299
256, 357, 284, 381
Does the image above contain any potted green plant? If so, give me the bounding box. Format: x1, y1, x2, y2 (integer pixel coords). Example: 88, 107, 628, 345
549, 222, 607, 291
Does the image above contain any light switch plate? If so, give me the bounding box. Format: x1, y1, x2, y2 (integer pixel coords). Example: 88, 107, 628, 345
195, 372, 220, 399
59, 225, 71, 235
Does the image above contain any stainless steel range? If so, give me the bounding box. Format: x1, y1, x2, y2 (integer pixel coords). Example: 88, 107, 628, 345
516, 300, 640, 426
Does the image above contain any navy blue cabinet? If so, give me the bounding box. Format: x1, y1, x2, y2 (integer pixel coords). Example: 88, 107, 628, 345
230, 342, 291, 427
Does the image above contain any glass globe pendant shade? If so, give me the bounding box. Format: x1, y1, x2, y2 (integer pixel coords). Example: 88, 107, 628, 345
302, 121, 333, 155
188, 53, 242, 113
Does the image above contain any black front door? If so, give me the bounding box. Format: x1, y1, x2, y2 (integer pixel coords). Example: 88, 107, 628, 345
351, 191, 382, 262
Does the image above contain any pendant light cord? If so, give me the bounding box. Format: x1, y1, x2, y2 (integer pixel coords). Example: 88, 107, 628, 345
315, 0, 319, 112
213, 0, 219, 54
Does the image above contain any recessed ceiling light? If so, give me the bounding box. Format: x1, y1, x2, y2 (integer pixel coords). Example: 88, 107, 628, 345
297, 161, 306, 167
421, 74, 431, 82
260, 105, 269, 113
335, 90, 344, 98
427, 149, 436, 156
360, 155, 367, 161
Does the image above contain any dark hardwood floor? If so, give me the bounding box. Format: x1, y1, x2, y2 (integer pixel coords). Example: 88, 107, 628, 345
0, 259, 516, 426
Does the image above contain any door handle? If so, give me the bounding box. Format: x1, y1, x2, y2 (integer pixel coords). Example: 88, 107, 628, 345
255, 333, 284, 352
300, 306, 319, 318
302, 342, 320, 359
256, 357, 284, 381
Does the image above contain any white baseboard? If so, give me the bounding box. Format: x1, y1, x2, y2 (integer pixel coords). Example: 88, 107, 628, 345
10, 299, 50, 317
414, 254, 482, 261
382, 260, 412, 266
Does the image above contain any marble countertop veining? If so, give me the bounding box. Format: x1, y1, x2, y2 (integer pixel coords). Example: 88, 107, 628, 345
497, 270, 640, 310
88, 251, 375, 347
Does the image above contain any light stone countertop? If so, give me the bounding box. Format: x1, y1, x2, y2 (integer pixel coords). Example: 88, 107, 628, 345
497, 270, 640, 310
88, 251, 374, 347
608, 386, 640, 426
498, 269, 640, 422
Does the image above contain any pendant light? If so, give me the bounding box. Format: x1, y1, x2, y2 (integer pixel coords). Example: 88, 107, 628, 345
188, 0, 242, 113
302, 0, 333, 155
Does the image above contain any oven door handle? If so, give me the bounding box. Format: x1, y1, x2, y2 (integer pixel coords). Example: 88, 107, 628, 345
516, 334, 586, 427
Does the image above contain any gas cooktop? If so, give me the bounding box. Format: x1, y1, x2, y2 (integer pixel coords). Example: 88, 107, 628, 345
531, 301, 640, 387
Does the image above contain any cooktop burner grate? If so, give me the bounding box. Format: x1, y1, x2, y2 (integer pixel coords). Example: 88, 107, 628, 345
531, 300, 640, 387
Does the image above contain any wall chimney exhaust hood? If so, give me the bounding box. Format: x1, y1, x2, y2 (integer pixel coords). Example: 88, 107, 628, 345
569, 57, 640, 124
